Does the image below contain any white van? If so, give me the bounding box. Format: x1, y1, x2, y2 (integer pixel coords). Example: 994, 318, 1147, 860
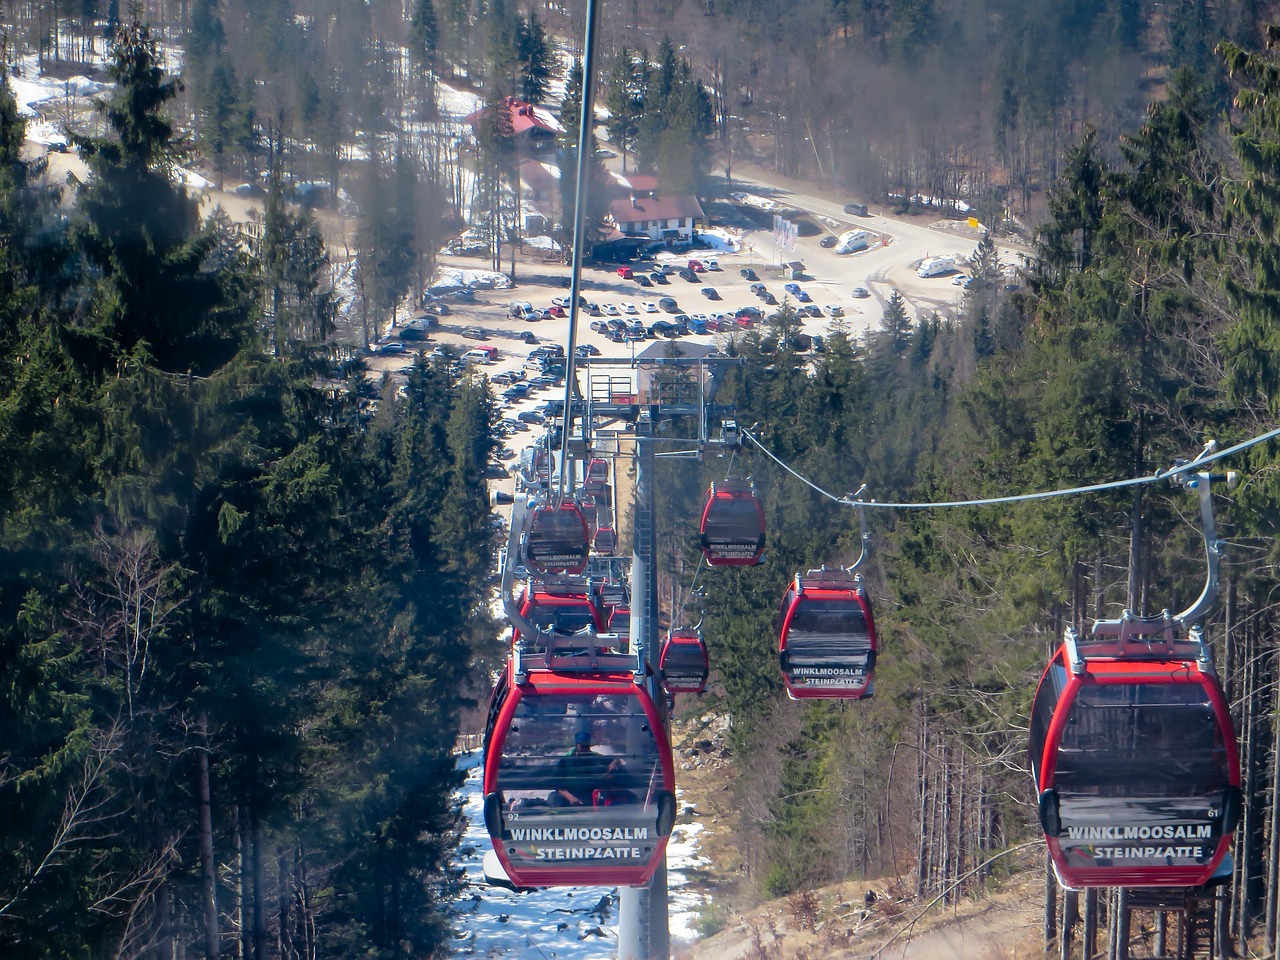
834, 230, 869, 254
917, 256, 956, 278
462, 349, 494, 364
509, 300, 534, 318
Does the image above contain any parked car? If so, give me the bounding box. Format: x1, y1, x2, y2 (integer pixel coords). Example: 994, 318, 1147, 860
649, 272, 668, 284
784, 282, 801, 295
622, 302, 639, 314
616, 266, 634, 279
679, 268, 698, 282
520, 331, 538, 343
518, 410, 547, 424
635, 274, 652, 287
642, 301, 659, 313
820, 235, 838, 248
687, 259, 705, 272
658, 297, 679, 311
376, 341, 407, 355
706, 257, 719, 270
462, 326, 488, 339
701, 287, 719, 299
760, 292, 777, 305
590, 319, 610, 333
851, 286, 870, 298
740, 268, 758, 281
604, 303, 620, 316
824, 304, 845, 317
546, 305, 565, 317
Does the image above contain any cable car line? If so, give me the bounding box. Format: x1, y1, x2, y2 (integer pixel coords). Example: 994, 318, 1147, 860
740, 425, 1280, 511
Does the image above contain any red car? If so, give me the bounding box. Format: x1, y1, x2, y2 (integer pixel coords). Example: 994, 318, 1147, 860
616, 266, 634, 279
687, 259, 705, 272
546, 305, 565, 317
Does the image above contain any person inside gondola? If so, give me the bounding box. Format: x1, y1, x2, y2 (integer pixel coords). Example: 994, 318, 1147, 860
553, 728, 625, 806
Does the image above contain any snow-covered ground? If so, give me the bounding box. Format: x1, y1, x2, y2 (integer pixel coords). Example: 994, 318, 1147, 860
451, 751, 710, 958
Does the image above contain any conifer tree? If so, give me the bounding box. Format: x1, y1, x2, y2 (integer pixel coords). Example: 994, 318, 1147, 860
71, 21, 253, 376
515, 10, 556, 103
557, 59, 611, 253
604, 47, 646, 171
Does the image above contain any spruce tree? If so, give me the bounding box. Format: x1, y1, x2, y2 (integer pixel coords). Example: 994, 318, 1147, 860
71, 21, 253, 376
515, 10, 556, 103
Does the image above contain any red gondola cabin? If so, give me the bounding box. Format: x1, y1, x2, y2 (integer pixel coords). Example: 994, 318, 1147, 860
659, 630, 709, 695
512, 584, 607, 648
522, 501, 591, 575
1029, 624, 1240, 889
777, 570, 877, 699
699, 480, 765, 566
594, 525, 617, 556
482, 666, 677, 887
584, 458, 610, 497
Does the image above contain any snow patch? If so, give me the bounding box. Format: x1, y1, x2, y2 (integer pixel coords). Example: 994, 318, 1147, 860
450, 756, 710, 958
435, 267, 514, 291
524, 235, 562, 253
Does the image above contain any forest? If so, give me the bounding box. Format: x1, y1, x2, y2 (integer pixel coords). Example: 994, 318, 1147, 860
3, 2, 1280, 960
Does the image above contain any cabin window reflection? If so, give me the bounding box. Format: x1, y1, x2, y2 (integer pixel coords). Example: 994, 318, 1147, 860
1054, 684, 1229, 798
789, 600, 868, 643
498, 694, 662, 807
706, 499, 761, 540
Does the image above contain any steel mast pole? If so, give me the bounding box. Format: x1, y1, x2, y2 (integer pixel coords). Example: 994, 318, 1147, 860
618, 410, 670, 960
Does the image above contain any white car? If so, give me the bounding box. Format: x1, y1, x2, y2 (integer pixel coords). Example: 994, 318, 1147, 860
622, 302, 639, 314
642, 301, 659, 313
823, 304, 845, 317
604, 303, 620, 316
851, 286, 870, 298
951, 274, 970, 286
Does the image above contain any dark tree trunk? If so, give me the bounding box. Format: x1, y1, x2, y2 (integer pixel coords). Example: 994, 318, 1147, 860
197, 712, 220, 960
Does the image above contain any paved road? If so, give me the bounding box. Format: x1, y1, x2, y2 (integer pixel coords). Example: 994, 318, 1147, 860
710, 160, 1031, 320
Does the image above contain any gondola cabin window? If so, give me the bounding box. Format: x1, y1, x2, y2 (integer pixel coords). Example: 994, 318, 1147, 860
786, 599, 871, 652
1054, 684, 1230, 799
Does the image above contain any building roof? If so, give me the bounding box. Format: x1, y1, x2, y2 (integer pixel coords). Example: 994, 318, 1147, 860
609, 172, 660, 196
609, 193, 705, 226
463, 97, 565, 136
520, 160, 561, 192
635, 340, 721, 361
